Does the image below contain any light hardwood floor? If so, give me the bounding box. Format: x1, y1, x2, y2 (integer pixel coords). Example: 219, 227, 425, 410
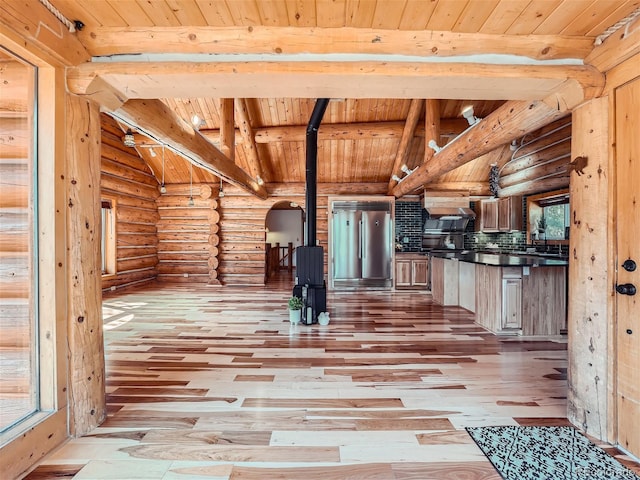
25, 274, 639, 479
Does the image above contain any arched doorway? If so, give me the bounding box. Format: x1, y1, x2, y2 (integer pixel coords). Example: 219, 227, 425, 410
265, 201, 304, 283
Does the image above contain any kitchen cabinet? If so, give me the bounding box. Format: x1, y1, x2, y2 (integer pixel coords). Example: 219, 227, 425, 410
475, 265, 521, 334
395, 254, 428, 289
478, 197, 522, 232
498, 196, 522, 232
501, 269, 522, 331
479, 199, 499, 232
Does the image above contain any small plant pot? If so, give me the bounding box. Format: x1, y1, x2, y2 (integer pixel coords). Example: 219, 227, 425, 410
289, 309, 301, 324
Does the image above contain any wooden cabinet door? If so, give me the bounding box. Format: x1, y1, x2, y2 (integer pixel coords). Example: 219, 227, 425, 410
498, 197, 523, 232
615, 78, 640, 458
501, 277, 522, 331
480, 200, 499, 232
395, 260, 412, 287
498, 198, 511, 231
412, 259, 428, 287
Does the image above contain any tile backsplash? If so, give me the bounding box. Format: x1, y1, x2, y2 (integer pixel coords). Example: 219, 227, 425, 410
395, 198, 568, 255
395, 200, 422, 252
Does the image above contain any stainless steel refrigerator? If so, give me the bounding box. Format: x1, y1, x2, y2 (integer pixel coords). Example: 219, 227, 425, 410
331, 200, 393, 289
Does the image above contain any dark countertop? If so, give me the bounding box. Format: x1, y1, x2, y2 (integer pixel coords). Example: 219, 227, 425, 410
430, 250, 568, 267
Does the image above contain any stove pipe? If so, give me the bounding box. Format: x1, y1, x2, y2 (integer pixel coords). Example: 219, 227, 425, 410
305, 98, 329, 246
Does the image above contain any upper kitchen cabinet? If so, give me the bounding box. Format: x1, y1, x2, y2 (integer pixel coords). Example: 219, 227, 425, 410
478, 199, 498, 232
477, 197, 522, 233
498, 197, 522, 232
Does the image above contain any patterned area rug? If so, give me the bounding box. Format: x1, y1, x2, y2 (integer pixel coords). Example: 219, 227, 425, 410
466, 426, 640, 480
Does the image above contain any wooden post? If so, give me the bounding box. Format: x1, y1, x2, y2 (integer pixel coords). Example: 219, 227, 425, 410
66, 94, 107, 436
568, 96, 611, 442
219, 98, 235, 162
288, 242, 293, 273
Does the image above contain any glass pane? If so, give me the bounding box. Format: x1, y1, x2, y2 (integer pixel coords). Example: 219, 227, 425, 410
543, 204, 568, 240
0, 47, 38, 431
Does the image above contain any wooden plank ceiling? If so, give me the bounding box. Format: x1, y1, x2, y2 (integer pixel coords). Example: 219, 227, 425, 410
52, 0, 638, 192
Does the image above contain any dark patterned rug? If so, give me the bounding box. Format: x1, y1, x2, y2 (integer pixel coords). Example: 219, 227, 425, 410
466, 426, 640, 480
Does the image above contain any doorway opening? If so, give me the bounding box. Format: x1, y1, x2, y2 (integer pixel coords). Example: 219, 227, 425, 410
265, 201, 304, 284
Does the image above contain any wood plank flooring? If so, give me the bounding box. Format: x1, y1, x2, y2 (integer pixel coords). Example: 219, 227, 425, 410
25, 274, 640, 479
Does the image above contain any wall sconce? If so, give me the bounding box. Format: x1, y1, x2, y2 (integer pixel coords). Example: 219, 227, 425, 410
392, 174, 402, 182
461, 106, 480, 126
123, 129, 135, 147
191, 114, 205, 131
427, 139, 442, 153
400, 164, 414, 175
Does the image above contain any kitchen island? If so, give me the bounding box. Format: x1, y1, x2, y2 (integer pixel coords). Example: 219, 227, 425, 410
431, 251, 568, 336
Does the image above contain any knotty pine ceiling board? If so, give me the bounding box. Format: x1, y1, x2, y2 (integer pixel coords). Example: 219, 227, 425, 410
426, 0, 468, 31
506, 0, 564, 35
52, 0, 638, 37
169, 0, 209, 26
453, 0, 500, 33
136, 0, 182, 26
256, 0, 291, 26
479, 0, 530, 34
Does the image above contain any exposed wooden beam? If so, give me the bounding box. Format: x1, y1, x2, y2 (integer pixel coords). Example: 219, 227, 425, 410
219, 98, 235, 162
498, 175, 569, 197
195, 119, 467, 144
234, 98, 264, 182
0, 0, 90, 66
77, 26, 594, 61
391, 97, 577, 198
388, 99, 423, 190
423, 182, 490, 197
423, 98, 441, 163
111, 99, 267, 199
66, 61, 604, 101
586, 16, 640, 73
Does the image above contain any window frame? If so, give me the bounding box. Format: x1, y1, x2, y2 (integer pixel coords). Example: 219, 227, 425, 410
526, 188, 570, 245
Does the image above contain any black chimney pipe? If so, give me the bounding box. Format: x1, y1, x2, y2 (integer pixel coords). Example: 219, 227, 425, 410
305, 98, 329, 246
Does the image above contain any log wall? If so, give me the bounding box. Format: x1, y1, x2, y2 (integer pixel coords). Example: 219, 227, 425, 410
100, 115, 159, 291
156, 183, 220, 284
218, 183, 387, 285
498, 116, 572, 197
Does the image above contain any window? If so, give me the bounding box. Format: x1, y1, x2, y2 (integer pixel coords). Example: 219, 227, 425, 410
0, 47, 38, 432
101, 198, 116, 275
540, 203, 570, 240
526, 189, 570, 243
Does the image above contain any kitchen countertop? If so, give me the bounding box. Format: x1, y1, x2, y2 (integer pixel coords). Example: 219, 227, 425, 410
429, 250, 568, 267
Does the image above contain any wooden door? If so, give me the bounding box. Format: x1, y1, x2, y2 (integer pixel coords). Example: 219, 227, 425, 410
615, 78, 640, 458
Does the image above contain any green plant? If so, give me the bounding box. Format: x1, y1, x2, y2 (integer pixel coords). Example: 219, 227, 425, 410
288, 296, 303, 310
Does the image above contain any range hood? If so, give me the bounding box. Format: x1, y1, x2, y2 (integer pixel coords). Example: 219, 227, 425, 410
423, 207, 476, 233
425, 207, 476, 219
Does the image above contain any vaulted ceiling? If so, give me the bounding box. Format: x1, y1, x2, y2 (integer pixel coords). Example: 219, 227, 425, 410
40, 0, 639, 197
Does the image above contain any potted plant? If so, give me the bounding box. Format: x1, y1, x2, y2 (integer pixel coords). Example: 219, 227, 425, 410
288, 296, 303, 324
